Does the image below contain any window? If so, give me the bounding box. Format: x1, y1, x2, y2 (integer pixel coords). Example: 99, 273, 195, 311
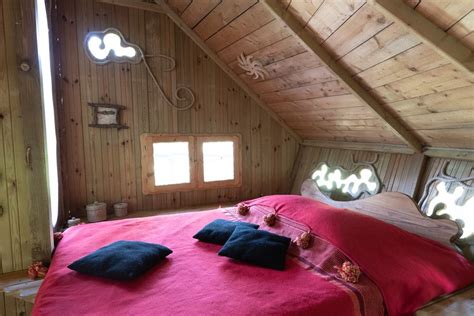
141, 134, 241, 194
36, 0, 59, 227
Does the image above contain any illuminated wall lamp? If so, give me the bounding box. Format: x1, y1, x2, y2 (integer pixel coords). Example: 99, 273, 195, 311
84, 28, 194, 110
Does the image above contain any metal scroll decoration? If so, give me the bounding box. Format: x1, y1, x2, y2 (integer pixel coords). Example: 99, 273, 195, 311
237, 53, 269, 80
84, 28, 195, 111
310, 154, 381, 201
419, 161, 474, 240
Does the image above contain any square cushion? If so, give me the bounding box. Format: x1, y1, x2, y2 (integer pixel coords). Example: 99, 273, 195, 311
193, 219, 259, 245
68, 240, 172, 280
218, 225, 291, 270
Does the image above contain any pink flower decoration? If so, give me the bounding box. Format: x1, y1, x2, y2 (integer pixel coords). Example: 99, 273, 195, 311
263, 213, 277, 226
293, 231, 313, 249
54, 232, 63, 246
334, 261, 361, 283
237, 203, 250, 216
28, 261, 48, 280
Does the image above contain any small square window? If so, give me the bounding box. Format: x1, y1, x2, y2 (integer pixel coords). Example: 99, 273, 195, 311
202, 141, 234, 182
153, 142, 190, 186
141, 134, 241, 194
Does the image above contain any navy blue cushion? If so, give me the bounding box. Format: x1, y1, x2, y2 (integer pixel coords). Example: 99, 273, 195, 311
193, 219, 259, 245
68, 240, 172, 280
218, 225, 291, 270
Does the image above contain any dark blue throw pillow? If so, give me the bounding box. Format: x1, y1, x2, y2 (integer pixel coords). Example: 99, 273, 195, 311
218, 225, 291, 270
193, 219, 259, 245
68, 240, 172, 281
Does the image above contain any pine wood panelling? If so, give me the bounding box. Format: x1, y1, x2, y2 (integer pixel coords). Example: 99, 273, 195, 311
388, 86, 474, 116
415, 1, 474, 32
340, 23, 420, 74
180, 0, 220, 29
193, 0, 257, 41
356, 44, 449, 88
0, 0, 52, 277
217, 19, 292, 64
305, 0, 366, 44
251, 65, 335, 94
287, 0, 324, 26
372, 64, 474, 103
98, 0, 474, 147
290, 145, 426, 197
447, 11, 474, 50
322, 3, 391, 59
54, 0, 299, 218
205, 2, 274, 52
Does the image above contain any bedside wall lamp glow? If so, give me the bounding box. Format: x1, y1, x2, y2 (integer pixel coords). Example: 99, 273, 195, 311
84, 28, 195, 110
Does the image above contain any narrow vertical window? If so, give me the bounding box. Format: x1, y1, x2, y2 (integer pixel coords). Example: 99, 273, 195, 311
36, 0, 59, 227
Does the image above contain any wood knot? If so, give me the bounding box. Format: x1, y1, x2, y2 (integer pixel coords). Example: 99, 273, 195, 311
20, 61, 31, 72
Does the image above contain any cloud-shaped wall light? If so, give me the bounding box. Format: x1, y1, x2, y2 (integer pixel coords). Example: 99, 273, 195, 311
84, 28, 142, 64
84, 28, 194, 110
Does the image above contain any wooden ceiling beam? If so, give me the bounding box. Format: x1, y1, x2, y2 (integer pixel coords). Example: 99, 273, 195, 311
302, 140, 416, 155
368, 0, 474, 77
97, 0, 302, 143
262, 0, 422, 152
97, 0, 165, 13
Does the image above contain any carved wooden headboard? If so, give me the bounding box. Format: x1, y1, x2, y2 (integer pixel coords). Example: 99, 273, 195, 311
301, 179, 461, 250
418, 161, 474, 257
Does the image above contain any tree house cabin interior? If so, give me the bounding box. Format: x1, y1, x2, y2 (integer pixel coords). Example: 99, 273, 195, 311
0, 0, 473, 315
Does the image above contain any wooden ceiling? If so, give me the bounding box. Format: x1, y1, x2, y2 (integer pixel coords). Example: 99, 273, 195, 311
107, 0, 474, 149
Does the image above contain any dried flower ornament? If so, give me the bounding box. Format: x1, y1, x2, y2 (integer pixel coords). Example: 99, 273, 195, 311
237, 53, 269, 80
237, 203, 250, 216
263, 213, 277, 226
28, 261, 49, 280
293, 231, 313, 249
54, 232, 63, 247
334, 261, 361, 283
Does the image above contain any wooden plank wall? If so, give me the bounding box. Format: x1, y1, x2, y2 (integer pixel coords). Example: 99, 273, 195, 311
0, 0, 52, 314
53, 0, 299, 219
290, 145, 426, 196
0, 0, 51, 272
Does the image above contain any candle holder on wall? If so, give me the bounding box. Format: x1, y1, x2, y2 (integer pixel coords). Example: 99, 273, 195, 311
88, 103, 128, 130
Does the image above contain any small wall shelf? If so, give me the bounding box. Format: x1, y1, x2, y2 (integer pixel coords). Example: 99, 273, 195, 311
88, 103, 128, 130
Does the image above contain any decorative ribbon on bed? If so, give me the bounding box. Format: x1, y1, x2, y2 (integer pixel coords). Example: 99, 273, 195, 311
222, 205, 385, 316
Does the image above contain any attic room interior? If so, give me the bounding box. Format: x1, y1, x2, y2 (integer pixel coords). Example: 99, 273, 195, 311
0, 0, 474, 315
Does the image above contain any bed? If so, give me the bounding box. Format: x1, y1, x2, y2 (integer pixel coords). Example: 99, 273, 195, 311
33, 174, 474, 316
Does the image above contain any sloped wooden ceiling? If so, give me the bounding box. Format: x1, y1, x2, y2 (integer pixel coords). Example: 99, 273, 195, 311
104, 0, 474, 150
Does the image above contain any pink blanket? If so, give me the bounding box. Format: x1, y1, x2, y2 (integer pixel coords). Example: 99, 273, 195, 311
245, 195, 474, 316
34, 207, 383, 316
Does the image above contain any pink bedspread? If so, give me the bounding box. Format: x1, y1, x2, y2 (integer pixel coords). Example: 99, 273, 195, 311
245, 195, 474, 316
34, 207, 383, 316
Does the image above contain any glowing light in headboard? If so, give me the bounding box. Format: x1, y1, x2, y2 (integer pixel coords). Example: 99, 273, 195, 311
427, 182, 474, 238
311, 163, 380, 198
